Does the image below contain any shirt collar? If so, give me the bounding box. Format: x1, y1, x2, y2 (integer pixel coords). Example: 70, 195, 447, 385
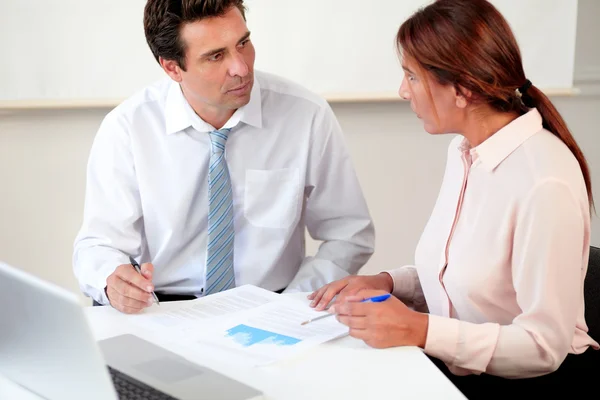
164, 76, 263, 135
459, 108, 543, 171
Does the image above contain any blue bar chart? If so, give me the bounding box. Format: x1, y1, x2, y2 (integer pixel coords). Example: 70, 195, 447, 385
226, 324, 301, 347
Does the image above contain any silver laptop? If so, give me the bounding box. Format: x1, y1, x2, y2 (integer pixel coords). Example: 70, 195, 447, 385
0, 261, 262, 400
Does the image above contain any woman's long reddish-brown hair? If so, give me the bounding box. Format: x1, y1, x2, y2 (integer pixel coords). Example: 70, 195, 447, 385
397, 0, 594, 210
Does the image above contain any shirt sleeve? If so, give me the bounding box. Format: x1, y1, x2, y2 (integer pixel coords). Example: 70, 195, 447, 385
284, 102, 375, 292
384, 266, 427, 310
424, 179, 590, 378
72, 110, 144, 305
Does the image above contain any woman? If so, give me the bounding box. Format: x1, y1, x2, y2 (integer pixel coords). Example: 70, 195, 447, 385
309, 0, 598, 396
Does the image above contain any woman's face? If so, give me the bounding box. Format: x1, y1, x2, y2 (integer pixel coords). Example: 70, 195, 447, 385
398, 57, 466, 135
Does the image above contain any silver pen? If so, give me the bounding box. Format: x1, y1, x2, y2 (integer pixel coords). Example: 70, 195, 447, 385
301, 293, 392, 325
129, 256, 160, 306
301, 313, 335, 325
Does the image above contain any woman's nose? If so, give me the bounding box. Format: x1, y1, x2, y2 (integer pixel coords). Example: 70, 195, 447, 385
399, 78, 411, 100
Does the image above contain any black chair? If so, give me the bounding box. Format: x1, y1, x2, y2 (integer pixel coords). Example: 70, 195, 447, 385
584, 246, 600, 342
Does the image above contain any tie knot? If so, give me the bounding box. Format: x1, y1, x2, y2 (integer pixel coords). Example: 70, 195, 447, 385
209, 128, 231, 153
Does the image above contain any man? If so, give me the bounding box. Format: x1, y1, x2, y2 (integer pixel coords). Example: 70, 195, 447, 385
73, 0, 374, 314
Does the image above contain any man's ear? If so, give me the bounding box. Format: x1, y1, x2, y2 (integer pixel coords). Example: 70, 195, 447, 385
160, 57, 183, 82
455, 85, 471, 109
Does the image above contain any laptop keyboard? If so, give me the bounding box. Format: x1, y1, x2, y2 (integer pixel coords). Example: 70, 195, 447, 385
108, 366, 178, 400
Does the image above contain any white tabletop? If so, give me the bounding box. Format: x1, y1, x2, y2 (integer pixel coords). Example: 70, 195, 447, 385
1, 293, 466, 399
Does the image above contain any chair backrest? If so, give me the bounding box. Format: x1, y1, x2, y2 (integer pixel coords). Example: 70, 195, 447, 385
584, 246, 600, 342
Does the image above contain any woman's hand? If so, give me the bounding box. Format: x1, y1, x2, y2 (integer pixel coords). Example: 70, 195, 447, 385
335, 289, 429, 349
308, 273, 394, 311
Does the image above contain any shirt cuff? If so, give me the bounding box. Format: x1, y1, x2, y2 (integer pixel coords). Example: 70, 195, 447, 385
383, 266, 420, 303
424, 314, 500, 375
284, 257, 350, 293
95, 267, 114, 305
77, 253, 126, 305
424, 314, 460, 365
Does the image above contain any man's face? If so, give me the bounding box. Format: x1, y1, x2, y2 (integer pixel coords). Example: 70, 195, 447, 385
163, 6, 256, 113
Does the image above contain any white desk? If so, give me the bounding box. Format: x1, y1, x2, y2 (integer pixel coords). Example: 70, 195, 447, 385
1, 293, 466, 399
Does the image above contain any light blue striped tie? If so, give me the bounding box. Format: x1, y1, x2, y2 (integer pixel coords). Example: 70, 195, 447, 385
205, 128, 236, 295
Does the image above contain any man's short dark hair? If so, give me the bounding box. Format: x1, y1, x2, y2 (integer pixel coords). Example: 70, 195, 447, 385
144, 0, 246, 71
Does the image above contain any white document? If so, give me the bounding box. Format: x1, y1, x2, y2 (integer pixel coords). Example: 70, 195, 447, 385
127, 285, 349, 365
186, 298, 350, 366
130, 285, 282, 331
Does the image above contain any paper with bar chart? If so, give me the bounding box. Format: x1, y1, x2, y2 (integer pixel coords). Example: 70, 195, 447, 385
122, 285, 350, 365
188, 298, 349, 365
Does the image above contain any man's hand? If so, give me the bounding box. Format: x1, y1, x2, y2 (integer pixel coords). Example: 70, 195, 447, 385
105, 262, 155, 314
307, 273, 394, 311
335, 289, 429, 349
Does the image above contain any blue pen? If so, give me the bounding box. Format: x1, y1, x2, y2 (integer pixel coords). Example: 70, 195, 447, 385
301, 293, 391, 325
362, 293, 391, 303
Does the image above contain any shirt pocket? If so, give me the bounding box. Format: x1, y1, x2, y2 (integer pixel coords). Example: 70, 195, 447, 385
244, 168, 300, 229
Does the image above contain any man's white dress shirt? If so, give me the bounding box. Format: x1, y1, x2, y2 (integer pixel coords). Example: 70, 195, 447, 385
73, 70, 375, 305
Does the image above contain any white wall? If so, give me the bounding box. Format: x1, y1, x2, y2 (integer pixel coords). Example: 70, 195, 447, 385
0, 0, 579, 103
1, 0, 599, 304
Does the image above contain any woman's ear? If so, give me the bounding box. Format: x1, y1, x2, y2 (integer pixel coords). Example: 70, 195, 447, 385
455, 85, 471, 109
